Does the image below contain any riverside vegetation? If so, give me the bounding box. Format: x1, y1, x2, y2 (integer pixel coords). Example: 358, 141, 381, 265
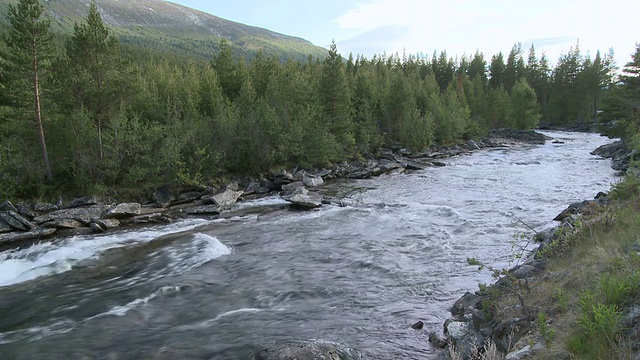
432, 50, 640, 359
0, 0, 631, 203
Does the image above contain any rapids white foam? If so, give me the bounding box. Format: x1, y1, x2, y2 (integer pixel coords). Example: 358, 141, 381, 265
0, 219, 209, 287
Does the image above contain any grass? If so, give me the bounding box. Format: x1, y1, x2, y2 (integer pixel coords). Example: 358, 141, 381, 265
482, 176, 640, 359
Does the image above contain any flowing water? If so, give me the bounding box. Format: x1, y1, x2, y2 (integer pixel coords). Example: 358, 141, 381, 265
0, 132, 619, 359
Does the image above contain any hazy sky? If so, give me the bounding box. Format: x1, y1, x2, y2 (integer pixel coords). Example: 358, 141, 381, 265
171, 0, 639, 67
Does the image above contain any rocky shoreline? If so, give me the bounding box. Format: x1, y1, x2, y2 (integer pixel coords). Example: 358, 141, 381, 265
429, 138, 634, 360
0, 129, 548, 252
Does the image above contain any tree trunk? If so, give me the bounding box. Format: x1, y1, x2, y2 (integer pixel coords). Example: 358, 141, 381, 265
33, 43, 52, 181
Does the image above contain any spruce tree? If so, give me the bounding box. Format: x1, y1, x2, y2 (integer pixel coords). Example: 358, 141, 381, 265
319, 41, 353, 153
62, 0, 130, 160
5, 0, 53, 181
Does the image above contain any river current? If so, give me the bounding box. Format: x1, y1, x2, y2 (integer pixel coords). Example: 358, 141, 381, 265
0, 132, 619, 359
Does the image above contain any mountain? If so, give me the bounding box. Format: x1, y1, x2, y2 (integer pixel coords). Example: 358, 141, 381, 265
0, 0, 328, 61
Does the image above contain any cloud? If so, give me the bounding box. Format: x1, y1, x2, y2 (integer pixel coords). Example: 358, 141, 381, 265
332, 0, 640, 67
336, 24, 411, 56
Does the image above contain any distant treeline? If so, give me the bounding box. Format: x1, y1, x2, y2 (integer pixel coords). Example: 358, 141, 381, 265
0, 0, 637, 200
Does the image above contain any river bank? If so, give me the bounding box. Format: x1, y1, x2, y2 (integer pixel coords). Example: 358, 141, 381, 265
0, 129, 549, 252
0, 130, 619, 359
431, 139, 637, 359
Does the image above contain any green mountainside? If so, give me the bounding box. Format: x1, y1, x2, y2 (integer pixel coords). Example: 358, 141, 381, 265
0, 0, 328, 61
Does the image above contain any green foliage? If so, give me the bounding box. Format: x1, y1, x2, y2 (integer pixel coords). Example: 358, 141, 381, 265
555, 287, 569, 312
0, 5, 633, 201
510, 78, 541, 130
537, 312, 556, 349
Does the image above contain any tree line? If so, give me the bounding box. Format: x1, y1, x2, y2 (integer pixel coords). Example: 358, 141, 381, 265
0, 0, 632, 200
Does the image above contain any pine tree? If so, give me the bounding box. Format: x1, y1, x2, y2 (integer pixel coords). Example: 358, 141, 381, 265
5, 0, 54, 181
62, 0, 131, 159
319, 41, 353, 153
511, 78, 541, 129
489, 52, 505, 89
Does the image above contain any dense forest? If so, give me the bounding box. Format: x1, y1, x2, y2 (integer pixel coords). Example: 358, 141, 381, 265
0, 0, 637, 200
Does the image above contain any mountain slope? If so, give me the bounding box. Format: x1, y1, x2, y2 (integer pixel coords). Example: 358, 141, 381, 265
0, 0, 327, 61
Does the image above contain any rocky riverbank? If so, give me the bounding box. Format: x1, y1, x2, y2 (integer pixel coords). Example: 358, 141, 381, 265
0, 129, 548, 252
429, 139, 635, 360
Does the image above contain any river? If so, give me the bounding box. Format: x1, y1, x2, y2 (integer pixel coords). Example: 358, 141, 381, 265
0, 131, 619, 359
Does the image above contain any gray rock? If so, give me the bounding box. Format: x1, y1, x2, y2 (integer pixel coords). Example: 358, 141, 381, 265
202, 187, 244, 209
255, 340, 348, 360
103, 203, 142, 219
281, 187, 323, 209
511, 264, 539, 279
153, 188, 176, 208
34, 202, 59, 212
451, 292, 483, 316
132, 213, 171, 224
33, 205, 111, 224
44, 218, 84, 229
432, 161, 447, 167
0, 200, 18, 213
0, 218, 13, 233
282, 181, 305, 191
0, 211, 37, 231
171, 191, 201, 205
90, 222, 105, 233
64, 196, 101, 209
0, 228, 57, 246
15, 203, 35, 220
444, 320, 486, 359
92, 218, 121, 229
468, 140, 481, 150
186, 205, 222, 215
303, 173, 324, 188
506, 345, 531, 360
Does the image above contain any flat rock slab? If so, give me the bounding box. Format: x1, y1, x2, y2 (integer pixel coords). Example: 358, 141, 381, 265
103, 203, 142, 219
0, 228, 57, 246
0, 211, 36, 231
187, 205, 222, 215
33, 205, 111, 224
281, 187, 322, 209
255, 340, 344, 360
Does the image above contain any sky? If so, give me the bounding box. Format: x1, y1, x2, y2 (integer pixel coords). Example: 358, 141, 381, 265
172, 0, 639, 68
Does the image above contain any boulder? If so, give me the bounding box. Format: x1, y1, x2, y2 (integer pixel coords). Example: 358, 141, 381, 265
244, 180, 270, 195
64, 196, 101, 209
44, 218, 84, 229
255, 340, 351, 360
90, 222, 105, 233
132, 213, 171, 225
444, 320, 486, 359
186, 205, 222, 215
103, 203, 142, 219
0, 218, 13, 233
0, 211, 37, 231
451, 292, 483, 317
0, 200, 18, 213
282, 181, 305, 192
281, 187, 322, 209
302, 173, 324, 188
33, 205, 111, 224
92, 218, 121, 229
15, 203, 35, 220
34, 202, 59, 212
170, 191, 201, 205
0, 228, 57, 246
153, 188, 176, 208
202, 187, 244, 209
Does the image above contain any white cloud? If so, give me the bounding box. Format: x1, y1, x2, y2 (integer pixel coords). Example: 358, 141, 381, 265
333, 0, 639, 67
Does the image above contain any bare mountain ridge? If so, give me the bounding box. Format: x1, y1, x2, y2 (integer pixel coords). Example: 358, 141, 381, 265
0, 0, 328, 61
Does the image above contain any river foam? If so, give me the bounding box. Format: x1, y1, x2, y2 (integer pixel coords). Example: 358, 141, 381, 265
0, 219, 209, 287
